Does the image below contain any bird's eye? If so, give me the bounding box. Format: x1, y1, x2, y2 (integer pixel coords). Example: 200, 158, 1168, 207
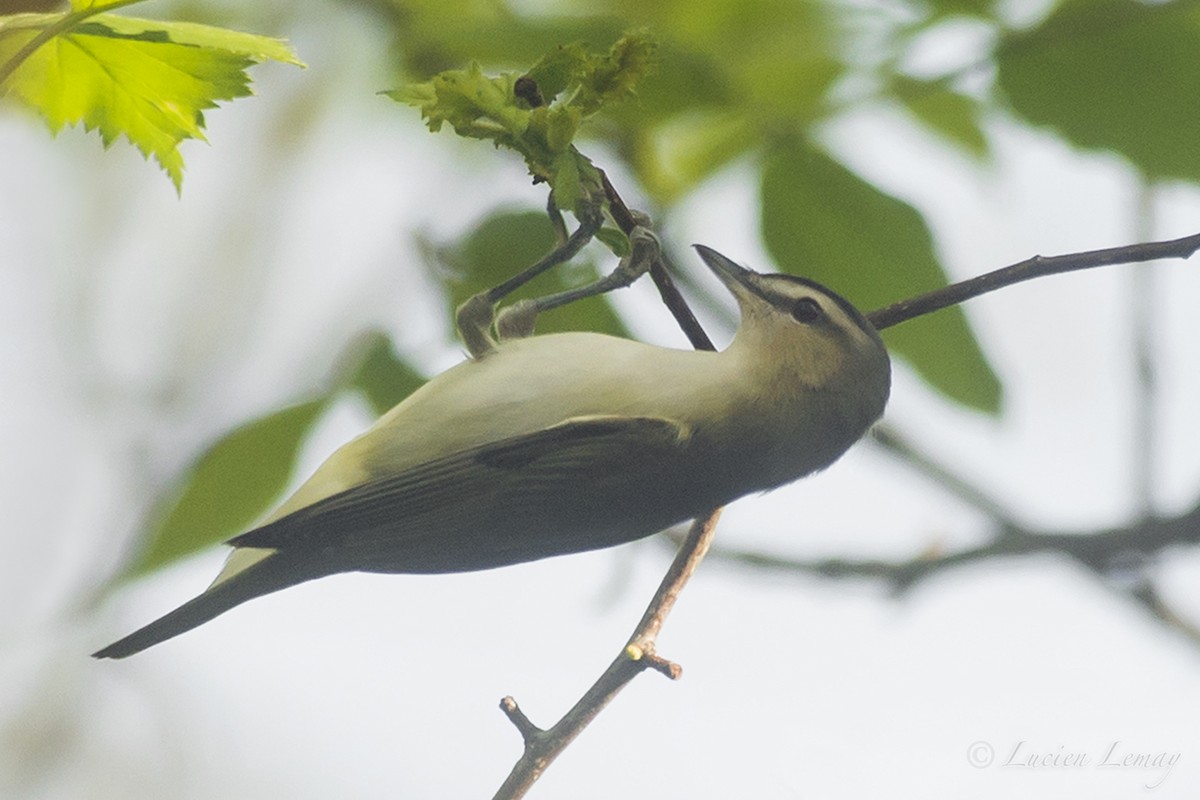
790, 297, 823, 324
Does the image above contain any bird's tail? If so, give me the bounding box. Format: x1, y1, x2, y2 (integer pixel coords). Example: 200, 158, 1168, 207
92, 552, 324, 659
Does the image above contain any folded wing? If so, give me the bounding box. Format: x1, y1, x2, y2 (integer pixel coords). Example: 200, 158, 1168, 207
232, 415, 697, 572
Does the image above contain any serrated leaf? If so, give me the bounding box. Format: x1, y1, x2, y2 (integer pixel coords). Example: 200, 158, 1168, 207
760, 140, 1001, 413
997, 0, 1200, 182
386, 32, 653, 215
0, 9, 302, 190
349, 331, 426, 416
525, 41, 592, 100
125, 399, 327, 580
436, 209, 629, 338
572, 30, 656, 117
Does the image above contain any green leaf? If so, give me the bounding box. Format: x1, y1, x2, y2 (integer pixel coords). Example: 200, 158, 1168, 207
435, 209, 629, 338
760, 140, 1001, 413
570, 29, 656, 117
524, 41, 591, 100
385, 32, 654, 215
997, 0, 1200, 182
126, 399, 327, 579
0, 8, 303, 190
636, 111, 758, 203
891, 76, 988, 159
348, 331, 427, 416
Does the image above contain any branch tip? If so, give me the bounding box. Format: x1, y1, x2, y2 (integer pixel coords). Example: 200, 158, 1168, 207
867, 230, 1200, 330
499, 696, 544, 744
644, 653, 682, 680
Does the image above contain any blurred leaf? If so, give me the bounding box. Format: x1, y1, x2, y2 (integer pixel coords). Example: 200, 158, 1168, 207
604, 0, 841, 118
595, 225, 631, 256
436, 209, 629, 337
760, 140, 1001, 413
126, 399, 327, 580
381, 1, 626, 79
891, 76, 989, 158
349, 330, 427, 416
997, 0, 1200, 182
924, 0, 995, 18
0, 8, 302, 190
635, 111, 758, 203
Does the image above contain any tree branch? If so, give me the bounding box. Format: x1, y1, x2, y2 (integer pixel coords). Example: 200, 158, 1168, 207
600, 170, 715, 352
494, 510, 722, 799
693, 501, 1200, 643
867, 231, 1200, 330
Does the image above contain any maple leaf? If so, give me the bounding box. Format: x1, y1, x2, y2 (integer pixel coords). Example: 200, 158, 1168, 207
0, 2, 303, 190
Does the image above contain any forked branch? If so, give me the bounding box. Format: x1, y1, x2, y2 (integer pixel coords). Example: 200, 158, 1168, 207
494, 511, 722, 799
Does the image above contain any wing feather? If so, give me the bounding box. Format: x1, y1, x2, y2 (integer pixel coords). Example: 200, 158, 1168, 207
230, 416, 699, 573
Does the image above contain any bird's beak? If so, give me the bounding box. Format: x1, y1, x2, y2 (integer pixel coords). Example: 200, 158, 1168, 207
693, 245, 763, 301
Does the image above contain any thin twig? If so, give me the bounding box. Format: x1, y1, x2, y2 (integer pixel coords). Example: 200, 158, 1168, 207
600, 170, 715, 351
867, 231, 1200, 330
494, 511, 722, 800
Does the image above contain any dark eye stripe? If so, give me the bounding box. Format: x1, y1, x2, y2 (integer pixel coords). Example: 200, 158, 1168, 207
758, 274, 878, 338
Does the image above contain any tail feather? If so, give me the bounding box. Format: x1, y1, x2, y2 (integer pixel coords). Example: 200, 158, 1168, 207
92, 553, 324, 659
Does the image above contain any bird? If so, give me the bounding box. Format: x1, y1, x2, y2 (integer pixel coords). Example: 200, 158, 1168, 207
92, 245, 891, 659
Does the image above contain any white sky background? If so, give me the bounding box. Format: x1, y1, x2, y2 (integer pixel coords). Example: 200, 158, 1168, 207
2, 3, 1200, 799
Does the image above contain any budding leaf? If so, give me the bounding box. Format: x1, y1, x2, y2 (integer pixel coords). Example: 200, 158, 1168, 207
386, 31, 655, 216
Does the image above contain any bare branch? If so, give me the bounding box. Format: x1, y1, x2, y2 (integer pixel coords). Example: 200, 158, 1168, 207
694, 501, 1200, 645
867, 231, 1200, 330
494, 510, 722, 800
600, 170, 716, 352
708, 502, 1200, 589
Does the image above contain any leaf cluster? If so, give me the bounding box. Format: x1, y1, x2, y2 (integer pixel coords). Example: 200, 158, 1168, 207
385, 32, 655, 215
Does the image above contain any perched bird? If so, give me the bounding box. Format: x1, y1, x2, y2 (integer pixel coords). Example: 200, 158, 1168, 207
93, 246, 890, 659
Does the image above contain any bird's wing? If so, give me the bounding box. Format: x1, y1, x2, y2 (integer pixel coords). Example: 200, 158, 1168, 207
229, 415, 698, 572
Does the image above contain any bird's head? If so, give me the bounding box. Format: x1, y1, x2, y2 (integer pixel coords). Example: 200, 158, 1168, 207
694, 245, 891, 423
